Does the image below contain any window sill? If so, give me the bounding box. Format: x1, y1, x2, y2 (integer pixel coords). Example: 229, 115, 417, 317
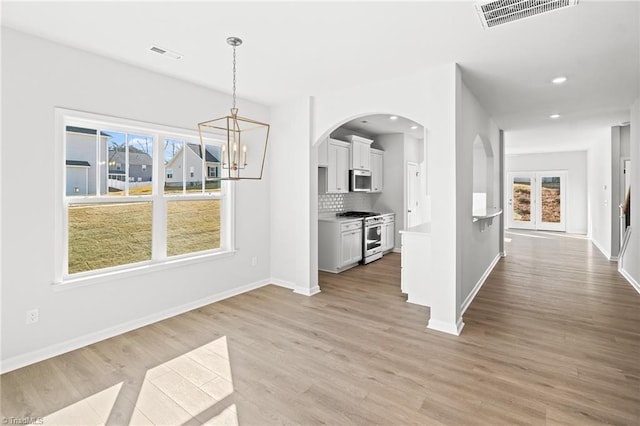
53, 249, 237, 291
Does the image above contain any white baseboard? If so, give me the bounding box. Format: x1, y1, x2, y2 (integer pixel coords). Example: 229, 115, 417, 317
0, 278, 272, 374
392, 247, 402, 253
461, 253, 501, 315
294, 286, 321, 296
620, 268, 640, 294
427, 318, 465, 336
591, 238, 612, 260
271, 278, 321, 296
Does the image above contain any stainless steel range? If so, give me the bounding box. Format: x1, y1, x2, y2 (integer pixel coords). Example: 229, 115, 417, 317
336, 211, 384, 264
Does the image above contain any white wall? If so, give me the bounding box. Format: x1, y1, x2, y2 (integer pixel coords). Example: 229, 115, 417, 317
270, 63, 465, 332
506, 151, 588, 234
587, 133, 614, 258
269, 97, 317, 295
457, 78, 502, 311
0, 29, 272, 371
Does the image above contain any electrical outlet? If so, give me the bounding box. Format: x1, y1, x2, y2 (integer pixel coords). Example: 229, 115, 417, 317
251, 256, 258, 267
26, 308, 39, 324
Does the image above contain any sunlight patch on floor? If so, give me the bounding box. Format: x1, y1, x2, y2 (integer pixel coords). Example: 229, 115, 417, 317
44, 382, 123, 425
43, 336, 236, 425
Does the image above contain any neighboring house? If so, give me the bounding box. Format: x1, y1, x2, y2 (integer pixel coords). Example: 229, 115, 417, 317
65, 126, 109, 196
65, 160, 91, 196
108, 151, 153, 183
164, 143, 220, 188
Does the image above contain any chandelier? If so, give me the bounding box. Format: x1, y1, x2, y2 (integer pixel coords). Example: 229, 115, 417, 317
198, 37, 269, 180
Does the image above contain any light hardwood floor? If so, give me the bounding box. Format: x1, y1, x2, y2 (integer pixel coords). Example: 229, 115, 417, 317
2, 231, 639, 425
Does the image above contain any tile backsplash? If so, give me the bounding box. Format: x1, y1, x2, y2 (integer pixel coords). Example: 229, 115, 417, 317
318, 192, 374, 214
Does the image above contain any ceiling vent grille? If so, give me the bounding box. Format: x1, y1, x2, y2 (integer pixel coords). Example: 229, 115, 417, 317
475, 0, 579, 29
148, 45, 183, 60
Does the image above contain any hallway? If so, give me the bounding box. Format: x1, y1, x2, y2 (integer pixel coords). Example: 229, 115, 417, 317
464, 230, 640, 424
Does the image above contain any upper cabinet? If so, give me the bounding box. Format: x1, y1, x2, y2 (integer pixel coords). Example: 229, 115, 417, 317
370, 148, 384, 193
326, 139, 350, 193
318, 137, 329, 167
345, 135, 373, 170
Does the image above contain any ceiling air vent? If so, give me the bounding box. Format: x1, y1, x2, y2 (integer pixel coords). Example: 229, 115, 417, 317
148, 45, 183, 60
475, 0, 579, 29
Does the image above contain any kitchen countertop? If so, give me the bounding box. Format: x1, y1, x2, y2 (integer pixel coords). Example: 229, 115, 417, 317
399, 222, 432, 235
318, 212, 395, 223
318, 215, 362, 223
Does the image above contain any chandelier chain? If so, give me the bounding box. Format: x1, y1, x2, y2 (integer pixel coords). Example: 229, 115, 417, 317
232, 45, 237, 110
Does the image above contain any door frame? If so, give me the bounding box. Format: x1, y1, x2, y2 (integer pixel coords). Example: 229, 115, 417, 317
406, 162, 420, 228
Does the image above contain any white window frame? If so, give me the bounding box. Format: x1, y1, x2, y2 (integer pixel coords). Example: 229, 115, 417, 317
54, 108, 236, 287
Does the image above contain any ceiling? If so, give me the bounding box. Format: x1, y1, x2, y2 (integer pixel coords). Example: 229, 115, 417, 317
2, 1, 638, 154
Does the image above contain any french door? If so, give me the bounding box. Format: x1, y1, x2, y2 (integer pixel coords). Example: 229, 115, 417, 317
507, 171, 567, 231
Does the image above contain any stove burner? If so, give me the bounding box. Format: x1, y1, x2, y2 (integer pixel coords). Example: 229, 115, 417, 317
336, 211, 381, 218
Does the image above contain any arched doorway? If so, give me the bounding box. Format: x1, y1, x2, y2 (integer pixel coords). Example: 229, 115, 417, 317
311, 113, 427, 291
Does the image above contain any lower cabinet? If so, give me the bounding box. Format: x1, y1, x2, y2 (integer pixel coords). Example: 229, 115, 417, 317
381, 213, 395, 253
400, 229, 431, 305
319, 219, 363, 273
341, 228, 363, 266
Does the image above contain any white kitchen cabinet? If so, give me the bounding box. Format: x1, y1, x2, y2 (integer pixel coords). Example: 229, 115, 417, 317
326, 139, 350, 193
350, 140, 371, 170
370, 149, 384, 192
318, 219, 363, 273
341, 228, 363, 266
399, 223, 432, 305
381, 213, 395, 252
317, 137, 329, 167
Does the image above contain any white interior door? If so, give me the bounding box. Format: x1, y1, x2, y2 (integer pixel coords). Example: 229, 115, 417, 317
507, 171, 567, 231
407, 162, 420, 228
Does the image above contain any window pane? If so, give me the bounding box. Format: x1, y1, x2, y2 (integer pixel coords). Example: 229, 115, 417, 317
204, 142, 222, 193
127, 133, 154, 195
68, 202, 152, 274
541, 176, 561, 223
106, 131, 127, 196
167, 199, 220, 256
512, 177, 531, 221
65, 126, 98, 196
185, 143, 204, 193
164, 139, 185, 194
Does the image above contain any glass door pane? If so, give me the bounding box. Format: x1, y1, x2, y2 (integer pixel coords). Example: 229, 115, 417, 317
508, 173, 536, 229
536, 172, 566, 231
540, 176, 561, 223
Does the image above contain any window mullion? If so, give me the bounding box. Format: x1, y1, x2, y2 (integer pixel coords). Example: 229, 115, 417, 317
125, 132, 130, 196
153, 133, 166, 261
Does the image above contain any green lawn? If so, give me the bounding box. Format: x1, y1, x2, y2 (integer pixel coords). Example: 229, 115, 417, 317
68, 199, 220, 274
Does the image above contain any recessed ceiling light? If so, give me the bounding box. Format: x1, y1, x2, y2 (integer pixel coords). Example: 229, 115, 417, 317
552, 76, 567, 84
389, 116, 398, 120
549, 113, 561, 119
410, 125, 418, 130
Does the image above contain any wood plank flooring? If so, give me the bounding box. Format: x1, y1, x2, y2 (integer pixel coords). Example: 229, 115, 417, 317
1, 230, 639, 425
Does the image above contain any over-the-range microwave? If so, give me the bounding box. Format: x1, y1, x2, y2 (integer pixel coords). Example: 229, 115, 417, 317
350, 169, 371, 192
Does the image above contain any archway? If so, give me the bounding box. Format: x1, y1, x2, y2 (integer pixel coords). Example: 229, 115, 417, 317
310, 113, 427, 291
